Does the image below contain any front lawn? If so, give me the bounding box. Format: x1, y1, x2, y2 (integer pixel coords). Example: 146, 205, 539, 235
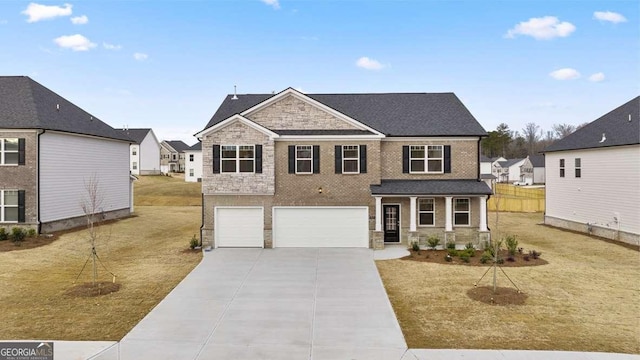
376, 212, 640, 354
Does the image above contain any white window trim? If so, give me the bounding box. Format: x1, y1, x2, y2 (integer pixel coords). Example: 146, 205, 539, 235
189, 168, 194, 176
575, 158, 581, 178
417, 198, 435, 227
0, 138, 19, 166
0, 189, 19, 223
295, 145, 313, 174
453, 198, 470, 227
559, 159, 565, 178
409, 145, 444, 174
132, 162, 138, 170
221, 144, 255, 174
342, 145, 360, 174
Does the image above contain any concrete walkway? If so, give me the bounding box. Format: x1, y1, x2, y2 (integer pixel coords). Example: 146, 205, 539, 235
119, 248, 407, 359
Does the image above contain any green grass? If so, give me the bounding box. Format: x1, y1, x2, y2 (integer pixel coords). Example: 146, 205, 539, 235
134, 175, 201, 206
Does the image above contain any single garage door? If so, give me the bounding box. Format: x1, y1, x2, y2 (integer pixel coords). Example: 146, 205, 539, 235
215, 207, 264, 248
273, 207, 369, 248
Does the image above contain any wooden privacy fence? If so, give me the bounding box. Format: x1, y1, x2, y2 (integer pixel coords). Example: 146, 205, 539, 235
493, 184, 545, 199
488, 184, 546, 212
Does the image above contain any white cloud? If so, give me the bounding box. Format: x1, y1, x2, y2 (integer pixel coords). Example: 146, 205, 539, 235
588, 72, 606, 82
356, 56, 385, 70
22, 3, 72, 23
53, 34, 96, 51
505, 16, 576, 40
133, 52, 148, 61
593, 11, 627, 24
70, 15, 88, 24
549, 68, 581, 80
103, 42, 122, 50
261, 0, 280, 9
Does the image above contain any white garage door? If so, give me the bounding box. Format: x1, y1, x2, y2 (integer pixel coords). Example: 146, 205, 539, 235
215, 207, 264, 248
273, 207, 369, 248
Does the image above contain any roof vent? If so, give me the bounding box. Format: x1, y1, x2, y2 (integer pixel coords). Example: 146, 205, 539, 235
231, 85, 238, 100
629, 114, 632, 122
599, 133, 606, 143
56, 104, 60, 111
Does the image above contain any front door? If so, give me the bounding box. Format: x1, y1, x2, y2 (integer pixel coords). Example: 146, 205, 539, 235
383, 205, 400, 243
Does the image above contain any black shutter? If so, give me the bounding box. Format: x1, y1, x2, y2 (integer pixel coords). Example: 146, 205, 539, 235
212, 145, 220, 173
444, 145, 451, 173
288, 145, 295, 174
402, 146, 409, 173
334, 145, 342, 174
18, 190, 25, 223
255, 145, 262, 173
359, 145, 367, 174
18, 138, 25, 165
313, 145, 320, 174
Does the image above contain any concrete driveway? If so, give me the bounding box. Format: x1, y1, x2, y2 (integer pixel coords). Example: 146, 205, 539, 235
119, 248, 407, 360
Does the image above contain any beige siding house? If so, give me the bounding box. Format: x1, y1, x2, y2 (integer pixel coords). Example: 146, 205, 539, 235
544, 96, 639, 245
196, 88, 491, 249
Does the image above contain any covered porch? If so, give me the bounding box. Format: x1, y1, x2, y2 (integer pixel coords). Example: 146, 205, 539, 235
370, 179, 493, 249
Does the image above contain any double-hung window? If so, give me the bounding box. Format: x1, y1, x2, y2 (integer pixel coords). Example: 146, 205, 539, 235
0, 190, 19, 223
454, 198, 470, 226
418, 198, 435, 226
559, 159, 565, 178
296, 145, 313, 174
0, 138, 19, 165
342, 145, 359, 174
575, 158, 581, 178
410, 145, 443, 173
221, 145, 254, 173
132, 148, 137, 156
132, 162, 137, 170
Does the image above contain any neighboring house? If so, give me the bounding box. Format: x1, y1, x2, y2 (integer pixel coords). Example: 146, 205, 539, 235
519, 154, 545, 184
493, 158, 526, 183
195, 88, 492, 249
117, 128, 161, 175
543, 96, 639, 246
160, 140, 190, 173
184, 142, 202, 182
0, 76, 134, 233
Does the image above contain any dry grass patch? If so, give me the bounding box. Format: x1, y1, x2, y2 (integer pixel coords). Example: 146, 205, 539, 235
377, 212, 640, 354
0, 206, 202, 341
134, 175, 201, 206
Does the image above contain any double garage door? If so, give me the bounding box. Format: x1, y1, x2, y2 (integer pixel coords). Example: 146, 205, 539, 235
215, 207, 369, 248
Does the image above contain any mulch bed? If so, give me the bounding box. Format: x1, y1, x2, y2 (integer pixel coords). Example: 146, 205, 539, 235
402, 249, 548, 267
467, 286, 528, 305
180, 248, 202, 254
64, 282, 121, 297
0, 235, 58, 252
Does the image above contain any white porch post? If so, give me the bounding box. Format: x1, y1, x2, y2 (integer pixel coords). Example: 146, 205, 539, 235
375, 196, 382, 232
409, 197, 417, 232
479, 195, 488, 231
445, 196, 453, 232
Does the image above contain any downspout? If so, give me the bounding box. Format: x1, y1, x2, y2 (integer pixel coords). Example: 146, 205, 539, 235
477, 138, 481, 180
36, 129, 45, 234
199, 193, 204, 247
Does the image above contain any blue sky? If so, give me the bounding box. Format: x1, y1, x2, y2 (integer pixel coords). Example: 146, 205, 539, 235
1, 0, 637, 144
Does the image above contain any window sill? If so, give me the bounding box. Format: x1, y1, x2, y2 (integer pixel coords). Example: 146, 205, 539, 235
409, 171, 444, 175
341, 172, 361, 175
417, 224, 436, 227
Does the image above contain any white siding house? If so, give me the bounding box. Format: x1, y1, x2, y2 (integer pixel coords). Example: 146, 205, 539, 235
544, 96, 639, 245
184, 142, 202, 182
118, 128, 161, 175
494, 158, 525, 183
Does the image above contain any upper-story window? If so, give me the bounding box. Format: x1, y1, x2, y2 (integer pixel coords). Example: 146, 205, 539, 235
132, 147, 137, 156
296, 145, 313, 174
418, 198, 435, 226
132, 162, 137, 170
172, 154, 177, 161
1, 138, 19, 165
0, 190, 19, 223
222, 145, 254, 173
575, 158, 581, 178
342, 145, 360, 174
409, 145, 443, 173
189, 154, 194, 162
559, 159, 565, 178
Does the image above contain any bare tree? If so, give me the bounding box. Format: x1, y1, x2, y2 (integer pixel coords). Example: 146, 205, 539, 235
552, 123, 576, 139
522, 122, 542, 155
79, 175, 105, 286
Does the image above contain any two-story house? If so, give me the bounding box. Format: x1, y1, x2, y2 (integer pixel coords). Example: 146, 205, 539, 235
0, 76, 134, 233
118, 128, 161, 175
544, 96, 639, 245
196, 88, 491, 249
184, 142, 203, 182
493, 158, 526, 183
518, 154, 545, 184
160, 140, 190, 173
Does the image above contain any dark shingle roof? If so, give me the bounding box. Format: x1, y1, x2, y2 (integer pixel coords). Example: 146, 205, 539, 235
497, 158, 524, 168
117, 128, 151, 144
544, 96, 640, 152
164, 140, 190, 152
0, 76, 131, 142
203, 90, 487, 137
370, 179, 492, 196
480, 174, 497, 180
274, 129, 375, 136
188, 142, 202, 151
528, 155, 545, 168
480, 154, 491, 162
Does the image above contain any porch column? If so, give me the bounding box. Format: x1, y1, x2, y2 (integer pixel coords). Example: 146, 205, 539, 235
409, 197, 417, 232
375, 196, 382, 232
445, 196, 453, 232
479, 196, 488, 231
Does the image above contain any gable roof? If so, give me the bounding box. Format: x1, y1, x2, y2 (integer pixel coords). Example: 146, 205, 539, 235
117, 128, 152, 144
497, 158, 524, 168
370, 179, 492, 196
0, 76, 131, 142
203, 90, 486, 137
163, 140, 191, 152
187, 142, 201, 151
544, 96, 640, 152
480, 154, 491, 162
528, 155, 545, 167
